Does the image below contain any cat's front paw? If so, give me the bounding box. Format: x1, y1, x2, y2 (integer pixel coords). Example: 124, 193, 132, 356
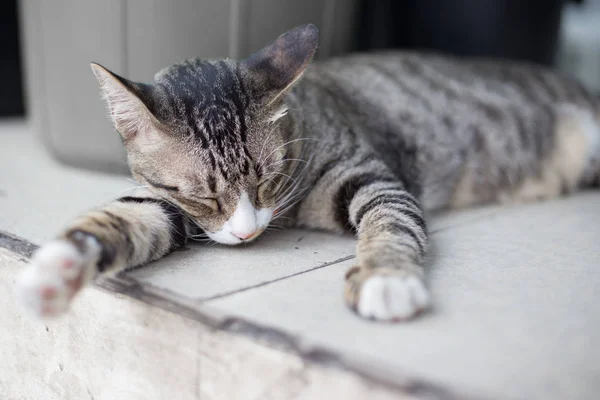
344, 267, 429, 322
15, 238, 97, 318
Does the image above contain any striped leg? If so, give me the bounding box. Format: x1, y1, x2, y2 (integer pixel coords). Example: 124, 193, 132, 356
343, 179, 429, 321
16, 194, 190, 318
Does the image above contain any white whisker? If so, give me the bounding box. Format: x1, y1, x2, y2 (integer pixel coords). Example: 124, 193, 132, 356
257, 125, 279, 164
262, 158, 307, 170
258, 138, 318, 168
269, 149, 315, 222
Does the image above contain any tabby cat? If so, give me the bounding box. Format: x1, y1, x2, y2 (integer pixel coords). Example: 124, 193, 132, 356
17, 25, 600, 322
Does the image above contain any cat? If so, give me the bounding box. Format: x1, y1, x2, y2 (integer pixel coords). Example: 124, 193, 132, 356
16, 24, 600, 322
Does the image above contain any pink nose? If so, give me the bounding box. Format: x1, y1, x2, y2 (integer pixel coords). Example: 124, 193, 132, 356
232, 231, 256, 240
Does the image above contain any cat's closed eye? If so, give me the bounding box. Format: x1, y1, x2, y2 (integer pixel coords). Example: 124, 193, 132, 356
198, 198, 220, 212
136, 172, 179, 192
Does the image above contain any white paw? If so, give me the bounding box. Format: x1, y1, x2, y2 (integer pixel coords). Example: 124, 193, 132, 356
357, 275, 430, 321
15, 239, 96, 318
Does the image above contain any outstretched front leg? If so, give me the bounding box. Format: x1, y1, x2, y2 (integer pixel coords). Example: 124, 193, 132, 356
343, 176, 429, 321
299, 160, 429, 322
16, 193, 192, 318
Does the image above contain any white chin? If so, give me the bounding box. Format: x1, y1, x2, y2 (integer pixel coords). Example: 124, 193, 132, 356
204, 198, 274, 245
206, 231, 244, 245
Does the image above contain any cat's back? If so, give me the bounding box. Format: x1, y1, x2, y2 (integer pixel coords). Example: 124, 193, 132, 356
302, 51, 596, 114
294, 51, 600, 211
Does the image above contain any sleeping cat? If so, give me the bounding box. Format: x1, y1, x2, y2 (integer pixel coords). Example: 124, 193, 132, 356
16, 24, 600, 322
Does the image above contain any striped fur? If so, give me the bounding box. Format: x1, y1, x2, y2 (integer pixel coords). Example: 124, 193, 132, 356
18, 25, 600, 321
65, 193, 190, 275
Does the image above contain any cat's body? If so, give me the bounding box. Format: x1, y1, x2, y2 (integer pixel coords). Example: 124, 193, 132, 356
295, 52, 599, 215
17, 25, 600, 322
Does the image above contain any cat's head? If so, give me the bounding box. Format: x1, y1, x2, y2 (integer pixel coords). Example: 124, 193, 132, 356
91, 24, 318, 244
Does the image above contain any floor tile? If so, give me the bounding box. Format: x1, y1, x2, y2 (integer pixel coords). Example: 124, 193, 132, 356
207, 193, 600, 400
129, 229, 355, 300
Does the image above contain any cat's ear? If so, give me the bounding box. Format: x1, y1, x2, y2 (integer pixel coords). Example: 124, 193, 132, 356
241, 24, 319, 104
90, 63, 160, 142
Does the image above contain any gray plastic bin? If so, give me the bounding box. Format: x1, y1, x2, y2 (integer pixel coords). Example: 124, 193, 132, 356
19, 0, 358, 174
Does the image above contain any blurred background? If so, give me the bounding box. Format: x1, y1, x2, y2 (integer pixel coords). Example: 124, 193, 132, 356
1, 0, 599, 174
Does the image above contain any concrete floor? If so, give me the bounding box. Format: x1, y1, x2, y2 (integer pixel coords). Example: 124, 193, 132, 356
2, 119, 600, 400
